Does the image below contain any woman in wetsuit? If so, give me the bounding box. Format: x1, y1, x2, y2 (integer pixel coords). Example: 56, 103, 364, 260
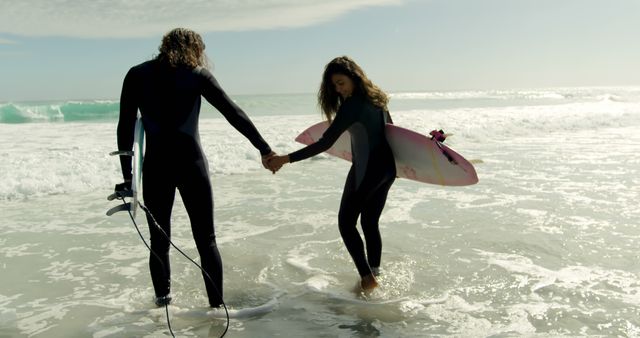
117, 28, 274, 307
269, 56, 396, 291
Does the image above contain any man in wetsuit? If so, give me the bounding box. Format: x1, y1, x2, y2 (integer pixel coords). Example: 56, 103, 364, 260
117, 28, 274, 307
269, 56, 396, 291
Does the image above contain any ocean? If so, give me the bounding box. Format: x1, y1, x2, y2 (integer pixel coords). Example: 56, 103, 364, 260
1, 87, 639, 337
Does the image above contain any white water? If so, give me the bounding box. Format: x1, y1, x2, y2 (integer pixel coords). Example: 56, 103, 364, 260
1, 87, 639, 337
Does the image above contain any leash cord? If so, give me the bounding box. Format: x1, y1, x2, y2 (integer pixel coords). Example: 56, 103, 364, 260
117, 196, 229, 337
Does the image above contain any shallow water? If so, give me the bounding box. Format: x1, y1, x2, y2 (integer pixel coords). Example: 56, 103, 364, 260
1, 88, 640, 337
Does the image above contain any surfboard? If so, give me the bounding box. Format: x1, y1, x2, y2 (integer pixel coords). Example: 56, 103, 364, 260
144, 295, 279, 319
324, 289, 449, 307
295, 121, 478, 186
107, 116, 145, 218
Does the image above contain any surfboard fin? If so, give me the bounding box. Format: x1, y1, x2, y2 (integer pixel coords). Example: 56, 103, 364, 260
107, 190, 133, 201
106, 203, 132, 216
109, 150, 134, 157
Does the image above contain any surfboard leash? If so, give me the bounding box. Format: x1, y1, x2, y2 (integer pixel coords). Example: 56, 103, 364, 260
113, 195, 176, 338
114, 195, 229, 338
137, 202, 230, 337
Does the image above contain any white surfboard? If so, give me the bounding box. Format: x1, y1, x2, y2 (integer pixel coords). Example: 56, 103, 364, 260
107, 115, 144, 218
130, 117, 144, 218
295, 121, 478, 186
157, 297, 279, 319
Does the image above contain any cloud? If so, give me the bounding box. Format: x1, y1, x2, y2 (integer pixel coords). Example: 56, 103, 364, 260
0, 37, 16, 44
0, 0, 403, 38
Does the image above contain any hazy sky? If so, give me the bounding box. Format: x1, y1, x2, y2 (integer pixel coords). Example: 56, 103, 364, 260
1, 0, 639, 101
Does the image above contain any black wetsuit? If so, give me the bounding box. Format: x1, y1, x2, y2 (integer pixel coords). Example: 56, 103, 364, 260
117, 59, 271, 307
289, 94, 396, 277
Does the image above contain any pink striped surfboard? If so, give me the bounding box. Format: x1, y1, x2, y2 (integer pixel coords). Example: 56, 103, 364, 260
295, 121, 478, 186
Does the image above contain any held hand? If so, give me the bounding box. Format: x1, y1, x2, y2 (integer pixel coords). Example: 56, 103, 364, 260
261, 151, 277, 173
267, 155, 289, 173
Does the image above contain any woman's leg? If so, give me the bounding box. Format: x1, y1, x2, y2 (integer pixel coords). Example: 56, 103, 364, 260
360, 175, 395, 271
338, 167, 372, 277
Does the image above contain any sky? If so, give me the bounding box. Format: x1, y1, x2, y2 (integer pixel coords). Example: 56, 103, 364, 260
0, 0, 639, 101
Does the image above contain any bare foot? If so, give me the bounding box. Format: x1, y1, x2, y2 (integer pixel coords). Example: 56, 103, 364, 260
360, 273, 379, 291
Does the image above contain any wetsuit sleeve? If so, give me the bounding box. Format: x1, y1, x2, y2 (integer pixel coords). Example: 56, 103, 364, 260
117, 67, 138, 182
288, 100, 356, 163
199, 69, 272, 156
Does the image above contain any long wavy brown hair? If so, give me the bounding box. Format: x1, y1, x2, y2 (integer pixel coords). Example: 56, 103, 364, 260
318, 56, 388, 122
156, 28, 208, 68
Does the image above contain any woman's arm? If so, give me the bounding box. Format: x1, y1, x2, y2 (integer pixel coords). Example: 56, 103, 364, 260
288, 99, 356, 163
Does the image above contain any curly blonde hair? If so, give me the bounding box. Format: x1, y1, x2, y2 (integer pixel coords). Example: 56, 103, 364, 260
318, 56, 388, 122
156, 28, 208, 68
